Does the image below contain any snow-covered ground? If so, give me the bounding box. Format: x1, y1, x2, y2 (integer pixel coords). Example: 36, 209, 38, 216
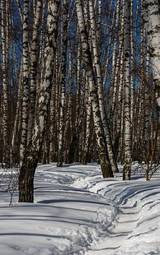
0, 163, 160, 255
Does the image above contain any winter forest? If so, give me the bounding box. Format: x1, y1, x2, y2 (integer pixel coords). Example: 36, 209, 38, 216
0, 0, 160, 254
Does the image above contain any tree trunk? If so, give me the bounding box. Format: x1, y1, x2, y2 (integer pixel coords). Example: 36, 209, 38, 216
88, 0, 118, 173
27, 0, 43, 144
123, 0, 132, 180
19, 158, 36, 202
19, 0, 60, 202
1, 0, 10, 166
20, 0, 30, 164
76, 0, 113, 178
57, 0, 68, 167
142, 0, 160, 108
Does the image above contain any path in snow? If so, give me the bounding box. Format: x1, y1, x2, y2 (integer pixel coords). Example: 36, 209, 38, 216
85, 191, 139, 254
0, 163, 160, 255
83, 175, 160, 255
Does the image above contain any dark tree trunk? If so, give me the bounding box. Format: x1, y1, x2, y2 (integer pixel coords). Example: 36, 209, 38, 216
19, 157, 37, 202
68, 134, 79, 164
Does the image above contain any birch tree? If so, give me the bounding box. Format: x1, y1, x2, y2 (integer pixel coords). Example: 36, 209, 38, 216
27, 0, 43, 144
19, 0, 30, 165
19, 0, 60, 202
88, 0, 118, 173
142, 0, 160, 109
76, 0, 113, 178
123, 0, 132, 180
57, 0, 69, 167
1, 0, 10, 166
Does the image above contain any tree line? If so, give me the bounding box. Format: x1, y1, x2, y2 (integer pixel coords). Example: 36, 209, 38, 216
0, 0, 160, 202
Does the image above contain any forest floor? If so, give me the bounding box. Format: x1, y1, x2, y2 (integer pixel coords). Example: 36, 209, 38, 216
0, 163, 160, 255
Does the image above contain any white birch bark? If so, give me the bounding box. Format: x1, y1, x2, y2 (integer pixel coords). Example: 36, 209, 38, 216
76, 0, 113, 178
123, 0, 132, 180
57, 0, 68, 167
1, 0, 10, 166
20, 0, 30, 165
88, 0, 118, 173
83, 76, 92, 163
19, 0, 60, 202
143, 0, 160, 107
27, 0, 43, 143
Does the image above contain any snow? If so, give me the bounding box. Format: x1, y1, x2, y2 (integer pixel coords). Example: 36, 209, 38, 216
0, 163, 160, 255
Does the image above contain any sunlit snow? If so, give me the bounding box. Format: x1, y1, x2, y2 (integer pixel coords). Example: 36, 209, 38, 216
0, 163, 160, 255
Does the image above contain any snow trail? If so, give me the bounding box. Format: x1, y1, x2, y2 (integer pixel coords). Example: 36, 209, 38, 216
0, 163, 160, 255
84, 176, 160, 255
85, 192, 139, 254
